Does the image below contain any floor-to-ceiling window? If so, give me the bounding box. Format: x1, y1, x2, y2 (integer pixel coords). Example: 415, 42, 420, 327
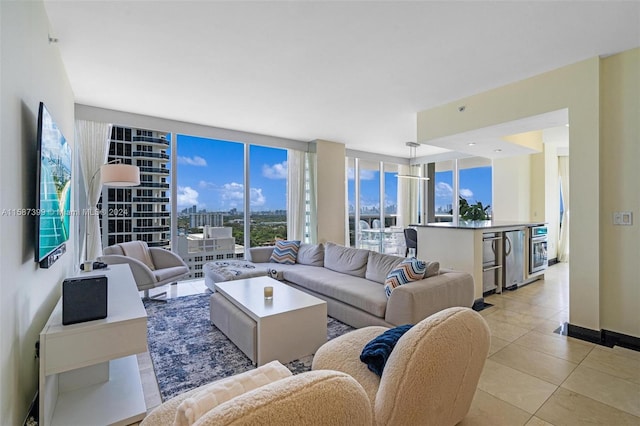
434, 158, 492, 222
347, 157, 404, 254
459, 165, 492, 220
434, 161, 454, 222
173, 135, 289, 279
175, 135, 245, 279
248, 145, 288, 246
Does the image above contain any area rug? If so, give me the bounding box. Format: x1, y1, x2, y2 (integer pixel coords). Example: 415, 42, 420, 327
144, 292, 354, 401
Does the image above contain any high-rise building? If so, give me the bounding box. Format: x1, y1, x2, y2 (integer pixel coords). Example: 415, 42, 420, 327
176, 226, 241, 279
100, 126, 171, 248
189, 212, 225, 228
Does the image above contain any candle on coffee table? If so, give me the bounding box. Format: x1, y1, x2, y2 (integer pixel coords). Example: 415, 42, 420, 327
264, 286, 273, 300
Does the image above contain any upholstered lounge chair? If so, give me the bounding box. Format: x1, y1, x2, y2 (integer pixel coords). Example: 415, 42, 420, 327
312, 307, 490, 426
99, 240, 189, 301
140, 369, 372, 426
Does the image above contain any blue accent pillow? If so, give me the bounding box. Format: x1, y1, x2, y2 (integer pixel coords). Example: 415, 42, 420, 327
360, 324, 413, 377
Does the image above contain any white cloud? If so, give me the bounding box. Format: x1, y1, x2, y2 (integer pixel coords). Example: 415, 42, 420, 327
217, 182, 266, 208
178, 155, 207, 166
177, 186, 199, 207
250, 188, 266, 207
435, 182, 453, 199
347, 168, 376, 180
262, 161, 287, 179
459, 188, 474, 199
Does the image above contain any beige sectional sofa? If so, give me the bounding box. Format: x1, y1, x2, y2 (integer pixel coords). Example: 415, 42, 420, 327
247, 242, 474, 328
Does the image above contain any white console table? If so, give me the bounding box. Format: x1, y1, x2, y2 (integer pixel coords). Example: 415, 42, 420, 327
39, 264, 148, 426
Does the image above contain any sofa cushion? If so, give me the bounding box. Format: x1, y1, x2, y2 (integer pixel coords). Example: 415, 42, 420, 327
384, 258, 427, 298
284, 266, 388, 317
324, 242, 369, 278
365, 251, 404, 284
269, 240, 301, 265
296, 243, 324, 266
153, 265, 189, 283
424, 261, 441, 278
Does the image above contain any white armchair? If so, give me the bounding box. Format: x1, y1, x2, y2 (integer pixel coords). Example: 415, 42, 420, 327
99, 241, 189, 301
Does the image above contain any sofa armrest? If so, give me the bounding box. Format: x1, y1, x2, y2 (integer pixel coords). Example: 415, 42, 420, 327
97, 254, 156, 290
149, 247, 188, 269
385, 271, 474, 326
247, 246, 275, 263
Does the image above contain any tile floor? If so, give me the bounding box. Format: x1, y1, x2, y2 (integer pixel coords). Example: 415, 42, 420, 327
137, 263, 640, 425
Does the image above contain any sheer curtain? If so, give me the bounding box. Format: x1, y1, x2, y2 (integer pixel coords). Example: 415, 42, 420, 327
558, 156, 570, 262
76, 120, 112, 261
286, 149, 318, 243
306, 151, 318, 243
287, 149, 306, 241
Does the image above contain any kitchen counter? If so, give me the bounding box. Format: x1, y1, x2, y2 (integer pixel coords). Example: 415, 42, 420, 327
412, 220, 545, 230
413, 222, 545, 300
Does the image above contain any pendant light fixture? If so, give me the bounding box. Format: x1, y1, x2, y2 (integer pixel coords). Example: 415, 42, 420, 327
396, 142, 429, 181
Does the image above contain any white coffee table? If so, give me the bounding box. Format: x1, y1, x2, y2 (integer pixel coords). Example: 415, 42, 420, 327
213, 276, 327, 366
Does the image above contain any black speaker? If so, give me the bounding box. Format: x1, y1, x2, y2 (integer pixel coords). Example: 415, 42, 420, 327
62, 275, 108, 325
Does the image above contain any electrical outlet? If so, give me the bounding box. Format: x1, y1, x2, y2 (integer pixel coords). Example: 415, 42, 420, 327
613, 211, 633, 226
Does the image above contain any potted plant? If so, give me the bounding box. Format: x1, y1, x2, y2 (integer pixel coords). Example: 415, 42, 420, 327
459, 196, 491, 221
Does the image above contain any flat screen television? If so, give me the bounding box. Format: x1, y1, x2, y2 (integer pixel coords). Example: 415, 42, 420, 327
35, 102, 72, 268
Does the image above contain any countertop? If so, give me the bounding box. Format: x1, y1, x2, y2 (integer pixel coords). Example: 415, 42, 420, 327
411, 220, 545, 230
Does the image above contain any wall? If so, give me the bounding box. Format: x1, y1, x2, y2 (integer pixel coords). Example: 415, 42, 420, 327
492, 155, 531, 221
599, 48, 640, 337
0, 2, 76, 424
543, 144, 560, 261
314, 140, 347, 245
418, 57, 602, 331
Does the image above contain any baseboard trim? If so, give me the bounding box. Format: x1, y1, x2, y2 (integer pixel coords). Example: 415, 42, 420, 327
602, 329, 640, 352
548, 257, 558, 266
566, 323, 602, 344
472, 298, 493, 312
561, 323, 640, 352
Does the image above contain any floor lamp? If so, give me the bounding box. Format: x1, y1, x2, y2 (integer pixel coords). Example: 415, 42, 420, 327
85, 160, 140, 262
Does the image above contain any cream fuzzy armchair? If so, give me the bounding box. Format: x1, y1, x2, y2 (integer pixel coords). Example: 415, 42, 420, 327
312, 307, 490, 426
140, 369, 372, 426
99, 241, 189, 301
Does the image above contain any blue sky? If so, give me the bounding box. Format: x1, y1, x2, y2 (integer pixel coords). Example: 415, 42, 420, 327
175, 134, 492, 213
176, 135, 287, 212
435, 167, 492, 212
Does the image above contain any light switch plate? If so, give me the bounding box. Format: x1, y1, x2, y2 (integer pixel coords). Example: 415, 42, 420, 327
613, 211, 633, 226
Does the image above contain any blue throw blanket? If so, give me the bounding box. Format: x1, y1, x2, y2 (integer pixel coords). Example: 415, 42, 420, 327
360, 324, 413, 377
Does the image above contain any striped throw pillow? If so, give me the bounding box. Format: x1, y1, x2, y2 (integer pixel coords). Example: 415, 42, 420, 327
269, 240, 301, 265
384, 257, 427, 298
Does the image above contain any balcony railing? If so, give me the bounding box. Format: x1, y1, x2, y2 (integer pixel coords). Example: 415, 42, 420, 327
132, 136, 169, 146
133, 197, 170, 203
139, 167, 170, 175
133, 226, 171, 233
137, 182, 170, 189
133, 151, 170, 161
133, 212, 170, 218
147, 240, 170, 247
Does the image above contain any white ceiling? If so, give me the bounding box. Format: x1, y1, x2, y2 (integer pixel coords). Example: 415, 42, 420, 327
43, 1, 640, 159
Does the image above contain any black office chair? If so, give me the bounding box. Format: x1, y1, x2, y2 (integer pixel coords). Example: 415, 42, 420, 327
404, 228, 418, 257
